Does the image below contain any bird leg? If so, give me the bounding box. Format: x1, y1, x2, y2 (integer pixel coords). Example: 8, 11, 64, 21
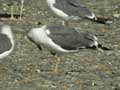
100, 25, 108, 33
53, 54, 61, 74
19, 0, 24, 20
62, 21, 69, 26
10, 5, 14, 20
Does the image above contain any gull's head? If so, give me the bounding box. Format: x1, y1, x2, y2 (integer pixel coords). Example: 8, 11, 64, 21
28, 25, 47, 42
47, 0, 56, 6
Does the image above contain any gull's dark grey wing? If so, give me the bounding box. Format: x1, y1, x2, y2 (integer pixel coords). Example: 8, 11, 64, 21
77, 32, 97, 48
66, 0, 86, 7
0, 34, 12, 54
54, 0, 94, 18
47, 24, 96, 50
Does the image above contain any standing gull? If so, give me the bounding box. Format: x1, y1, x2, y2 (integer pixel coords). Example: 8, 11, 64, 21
28, 24, 110, 74
0, 24, 14, 59
46, 0, 112, 25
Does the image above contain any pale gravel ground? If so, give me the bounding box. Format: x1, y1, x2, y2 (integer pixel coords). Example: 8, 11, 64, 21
0, 0, 120, 90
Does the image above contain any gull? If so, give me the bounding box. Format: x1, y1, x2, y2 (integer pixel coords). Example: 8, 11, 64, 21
28, 24, 111, 74
46, 0, 112, 25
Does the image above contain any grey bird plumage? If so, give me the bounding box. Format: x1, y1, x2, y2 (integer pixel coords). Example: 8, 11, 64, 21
28, 24, 110, 54
0, 34, 12, 54
0, 24, 14, 59
54, 0, 94, 19
47, 24, 97, 50
47, 0, 112, 24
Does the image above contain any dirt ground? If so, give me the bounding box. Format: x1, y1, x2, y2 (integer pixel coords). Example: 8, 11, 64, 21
0, 0, 120, 90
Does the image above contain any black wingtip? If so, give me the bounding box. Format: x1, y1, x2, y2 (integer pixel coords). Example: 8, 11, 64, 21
94, 16, 113, 24
98, 44, 112, 50
86, 44, 112, 51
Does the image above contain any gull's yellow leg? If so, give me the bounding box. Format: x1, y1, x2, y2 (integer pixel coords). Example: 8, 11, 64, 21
53, 55, 61, 74
62, 21, 69, 26
100, 25, 108, 33
19, 0, 24, 20
10, 5, 14, 19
